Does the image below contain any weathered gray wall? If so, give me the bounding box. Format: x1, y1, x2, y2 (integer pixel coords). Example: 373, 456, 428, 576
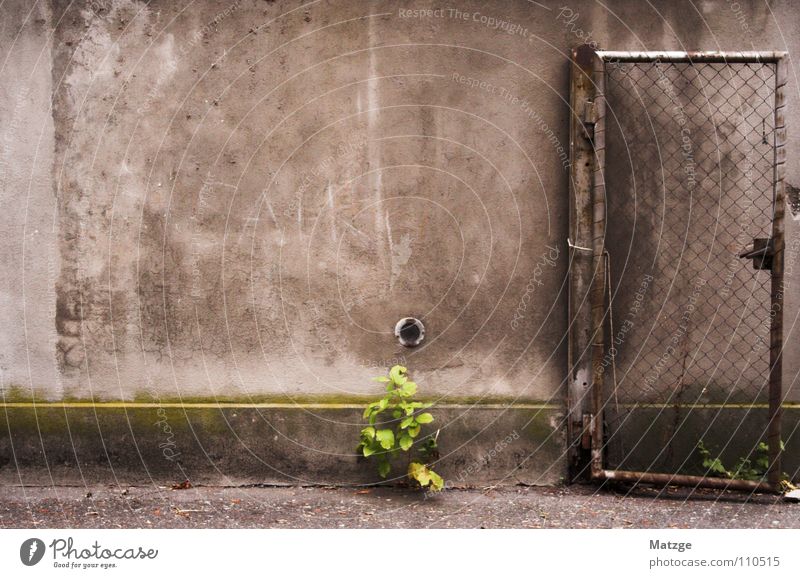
1, 0, 799, 484
41, 0, 572, 402
1, 2, 60, 399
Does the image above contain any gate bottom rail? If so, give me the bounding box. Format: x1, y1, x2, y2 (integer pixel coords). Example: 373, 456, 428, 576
594, 469, 779, 493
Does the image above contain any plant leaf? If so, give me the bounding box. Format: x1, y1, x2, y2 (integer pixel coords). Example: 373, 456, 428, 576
361, 426, 376, 439
415, 412, 434, 424
389, 365, 408, 385
378, 459, 391, 478
373, 376, 390, 383
408, 425, 421, 438
400, 416, 415, 429
428, 470, 444, 491
408, 462, 431, 487
376, 429, 395, 450
399, 434, 413, 451
362, 444, 376, 457
400, 381, 417, 397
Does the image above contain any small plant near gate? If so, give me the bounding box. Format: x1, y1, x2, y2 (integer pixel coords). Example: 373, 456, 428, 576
356, 365, 444, 491
697, 440, 794, 488
697, 440, 729, 477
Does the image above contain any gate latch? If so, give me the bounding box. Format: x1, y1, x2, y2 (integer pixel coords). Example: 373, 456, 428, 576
739, 237, 774, 270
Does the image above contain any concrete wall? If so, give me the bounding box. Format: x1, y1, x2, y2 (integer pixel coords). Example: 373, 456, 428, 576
1, 0, 799, 485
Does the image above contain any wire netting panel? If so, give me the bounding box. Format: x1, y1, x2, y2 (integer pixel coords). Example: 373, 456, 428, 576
602, 60, 777, 473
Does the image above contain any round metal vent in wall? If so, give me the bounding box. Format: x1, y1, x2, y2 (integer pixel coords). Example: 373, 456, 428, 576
395, 317, 425, 347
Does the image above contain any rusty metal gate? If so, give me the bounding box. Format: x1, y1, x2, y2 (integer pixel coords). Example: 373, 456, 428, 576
568, 48, 787, 492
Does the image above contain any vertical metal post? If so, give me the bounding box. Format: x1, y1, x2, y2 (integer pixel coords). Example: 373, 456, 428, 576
590, 52, 607, 479
567, 45, 600, 480
768, 56, 786, 490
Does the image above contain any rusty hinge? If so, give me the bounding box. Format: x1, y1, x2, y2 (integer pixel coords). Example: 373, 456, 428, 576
581, 413, 594, 450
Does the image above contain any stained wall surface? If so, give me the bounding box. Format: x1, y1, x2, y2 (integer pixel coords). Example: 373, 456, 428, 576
1, 0, 799, 484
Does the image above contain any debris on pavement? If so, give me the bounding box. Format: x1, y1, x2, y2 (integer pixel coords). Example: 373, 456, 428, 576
0, 483, 796, 529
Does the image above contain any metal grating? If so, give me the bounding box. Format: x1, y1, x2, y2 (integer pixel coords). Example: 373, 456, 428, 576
601, 60, 778, 475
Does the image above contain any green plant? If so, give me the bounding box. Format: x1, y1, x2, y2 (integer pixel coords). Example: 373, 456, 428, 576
697, 440, 790, 482
697, 440, 729, 477
357, 365, 444, 491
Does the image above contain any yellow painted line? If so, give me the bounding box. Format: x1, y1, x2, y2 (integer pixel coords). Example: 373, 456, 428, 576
4, 402, 798, 410
2, 402, 799, 409
0, 402, 561, 410
1, 402, 363, 409
618, 403, 800, 409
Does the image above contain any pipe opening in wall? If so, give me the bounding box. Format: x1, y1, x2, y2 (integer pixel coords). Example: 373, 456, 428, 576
395, 317, 425, 347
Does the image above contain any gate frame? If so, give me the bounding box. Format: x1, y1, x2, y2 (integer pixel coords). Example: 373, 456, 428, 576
567, 48, 787, 493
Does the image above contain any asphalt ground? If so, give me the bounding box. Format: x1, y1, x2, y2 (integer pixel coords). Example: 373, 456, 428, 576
0, 482, 797, 528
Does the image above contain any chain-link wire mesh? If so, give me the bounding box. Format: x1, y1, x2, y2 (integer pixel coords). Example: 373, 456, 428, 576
602, 60, 778, 474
